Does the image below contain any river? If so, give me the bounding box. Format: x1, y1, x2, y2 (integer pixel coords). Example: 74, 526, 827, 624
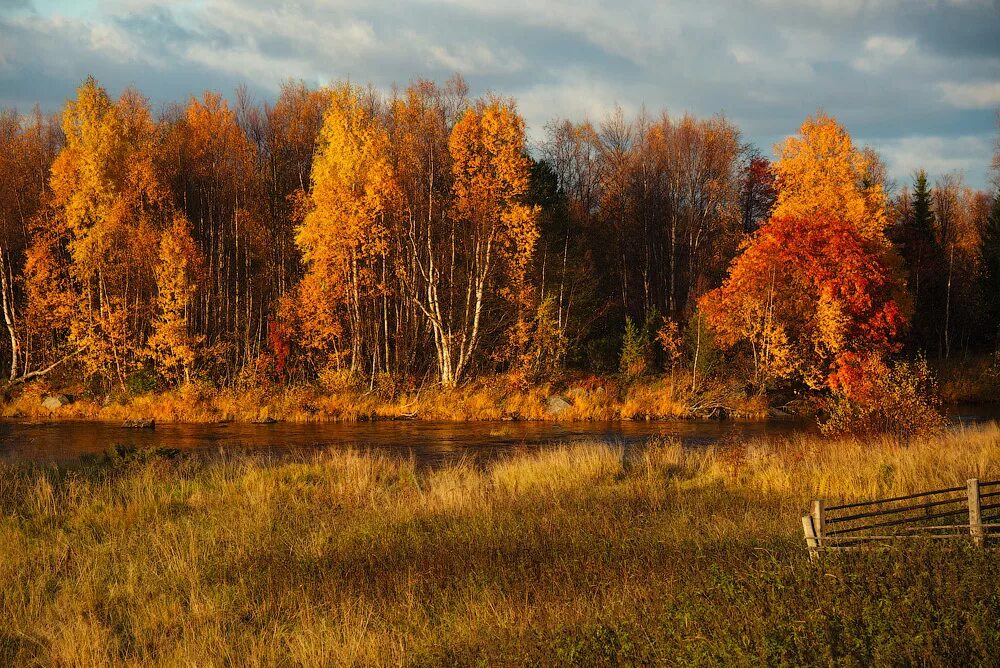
0, 404, 997, 466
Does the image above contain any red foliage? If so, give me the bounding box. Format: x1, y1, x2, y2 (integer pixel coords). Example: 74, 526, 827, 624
267, 318, 293, 383
700, 213, 908, 392
741, 155, 777, 232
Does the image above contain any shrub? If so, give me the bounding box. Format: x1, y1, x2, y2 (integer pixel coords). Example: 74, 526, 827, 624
124, 368, 159, 396
516, 297, 567, 384
619, 317, 652, 380
655, 316, 683, 370
821, 354, 946, 439
684, 309, 721, 390
318, 366, 363, 394
371, 371, 401, 400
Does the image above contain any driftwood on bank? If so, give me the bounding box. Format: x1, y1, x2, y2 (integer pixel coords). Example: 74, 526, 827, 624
122, 418, 156, 429
7, 350, 82, 387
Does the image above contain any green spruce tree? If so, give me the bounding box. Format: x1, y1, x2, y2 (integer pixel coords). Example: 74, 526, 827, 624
901, 170, 944, 352
981, 190, 1000, 349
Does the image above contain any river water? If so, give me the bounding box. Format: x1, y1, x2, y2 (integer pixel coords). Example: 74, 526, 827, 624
0, 404, 996, 466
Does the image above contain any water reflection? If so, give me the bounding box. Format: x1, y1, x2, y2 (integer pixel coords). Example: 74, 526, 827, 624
0, 404, 995, 466
0, 418, 812, 466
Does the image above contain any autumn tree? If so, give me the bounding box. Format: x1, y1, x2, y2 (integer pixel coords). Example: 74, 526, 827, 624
293, 83, 396, 373
672, 115, 744, 307
249, 81, 329, 299
148, 215, 204, 384
0, 106, 61, 380
540, 110, 745, 371
739, 149, 776, 233
48, 77, 166, 388
539, 121, 606, 349
21, 218, 75, 380
164, 91, 262, 375
933, 173, 984, 358
385, 77, 465, 377
399, 98, 539, 385
772, 112, 889, 240
702, 114, 907, 392
0, 110, 28, 380
700, 213, 907, 391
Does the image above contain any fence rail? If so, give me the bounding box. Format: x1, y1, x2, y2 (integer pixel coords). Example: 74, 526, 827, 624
802, 478, 996, 556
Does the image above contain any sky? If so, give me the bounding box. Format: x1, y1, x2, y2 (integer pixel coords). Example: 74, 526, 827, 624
1, 0, 998, 189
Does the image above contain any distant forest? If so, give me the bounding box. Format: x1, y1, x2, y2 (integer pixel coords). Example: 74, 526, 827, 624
0, 75, 998, 397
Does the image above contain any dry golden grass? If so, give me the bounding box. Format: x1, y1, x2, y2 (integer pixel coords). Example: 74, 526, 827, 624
676, 422, 1000, 501
1, 374, 762, 424
2, 424, 1000, 665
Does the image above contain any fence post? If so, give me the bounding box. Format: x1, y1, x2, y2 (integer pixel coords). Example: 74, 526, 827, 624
811, 499, 825, 551
968, 478, 983, 548
802, 513, 818, 558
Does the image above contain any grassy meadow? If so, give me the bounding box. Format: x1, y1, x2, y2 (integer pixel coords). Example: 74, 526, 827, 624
2, 424, 1000, 665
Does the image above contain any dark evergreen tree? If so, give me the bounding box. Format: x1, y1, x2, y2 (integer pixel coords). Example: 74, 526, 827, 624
897, 170, 945, 353
981, 190, 1000, 350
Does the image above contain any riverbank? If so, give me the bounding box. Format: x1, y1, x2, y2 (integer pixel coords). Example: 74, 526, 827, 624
2, 424, 1000, 665
1, 374, 777, 424
936, 356, 1000, 405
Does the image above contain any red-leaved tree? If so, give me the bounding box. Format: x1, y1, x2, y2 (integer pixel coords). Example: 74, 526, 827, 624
699, 213, 908, 392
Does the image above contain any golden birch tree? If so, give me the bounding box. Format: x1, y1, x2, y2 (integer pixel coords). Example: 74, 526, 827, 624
148, 214, 204, 384
412, 98, 539, 386
48, 77, 166, 388
294, 84, 397, 371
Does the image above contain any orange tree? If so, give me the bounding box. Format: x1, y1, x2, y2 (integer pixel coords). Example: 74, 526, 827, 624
701, 113, 910, 394
47, 77, 167, 389
293, 83, 397, 373
425, 98, 539, 386
771, 112, 889, 241
699, 213, 907, 392
147, 214, 204, 385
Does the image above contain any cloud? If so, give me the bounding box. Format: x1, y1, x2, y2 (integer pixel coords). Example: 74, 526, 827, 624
515, 67, 638, 134
869, 133, 995, 185
729, 44, 815, 84
424, 42, 526, 76
851, 34, 915, 73
939, 81, 1000, 109
0, 0, 997, 188
182, 45, 311, 89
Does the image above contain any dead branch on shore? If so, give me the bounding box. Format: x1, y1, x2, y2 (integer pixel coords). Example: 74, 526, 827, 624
7, 350, 82, 386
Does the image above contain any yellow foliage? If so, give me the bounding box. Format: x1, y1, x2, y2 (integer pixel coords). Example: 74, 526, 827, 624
449, 99, 540, 293
294, 84, 397, 358
47, 77, 168, 386
147, 215, 204, 384
52, 78, 165, 276
772, 112, 888, 241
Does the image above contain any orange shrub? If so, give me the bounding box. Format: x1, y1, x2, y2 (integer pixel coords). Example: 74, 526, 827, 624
821, 355, 945, 439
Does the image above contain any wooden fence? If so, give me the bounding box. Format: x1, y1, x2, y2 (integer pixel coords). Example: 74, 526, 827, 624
802, 478, 1000, 556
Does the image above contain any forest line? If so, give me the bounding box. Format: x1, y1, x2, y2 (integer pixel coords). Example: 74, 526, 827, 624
0, 75, 998, 428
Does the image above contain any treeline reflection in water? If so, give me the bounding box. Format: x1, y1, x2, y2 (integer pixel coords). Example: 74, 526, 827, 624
1, 406, 996, 467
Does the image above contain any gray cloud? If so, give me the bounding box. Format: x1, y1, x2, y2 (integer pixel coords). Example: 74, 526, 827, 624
1, 0, 997, 187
